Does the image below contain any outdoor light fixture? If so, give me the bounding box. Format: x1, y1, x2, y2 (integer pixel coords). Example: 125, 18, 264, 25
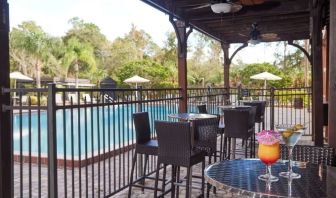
248, 24, 261, 45
210, 3, 232, 13
248, 38, 261, 45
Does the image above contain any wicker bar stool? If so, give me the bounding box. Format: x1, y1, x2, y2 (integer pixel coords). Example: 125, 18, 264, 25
223, 106, 256, 159
242, 101, 266, 131
154, 120, 206, 198
197, 104, 226, 160
280, 144, 336, 166
128, 112, 167, 197
193, 117, 220, 197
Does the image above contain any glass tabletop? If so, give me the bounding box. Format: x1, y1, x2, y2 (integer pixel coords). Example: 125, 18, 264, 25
217, 105, 251, 109
205, 159, 336, 198
168, 113, 217, 121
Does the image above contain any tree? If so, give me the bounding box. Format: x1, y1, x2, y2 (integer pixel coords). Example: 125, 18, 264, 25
116, 60, 175, 88
62, 37, 96, 87
237, 63, 291, 88
10, 21, 53, 88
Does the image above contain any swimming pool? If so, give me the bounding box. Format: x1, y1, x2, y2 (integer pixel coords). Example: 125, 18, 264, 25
13, 105, 177, 159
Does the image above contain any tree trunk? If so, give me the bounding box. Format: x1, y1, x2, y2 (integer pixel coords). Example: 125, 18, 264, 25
35, 60, 41, 88
75, 62, 79, 88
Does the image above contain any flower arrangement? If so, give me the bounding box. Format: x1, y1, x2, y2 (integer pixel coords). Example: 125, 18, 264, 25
256, 130, 281, 145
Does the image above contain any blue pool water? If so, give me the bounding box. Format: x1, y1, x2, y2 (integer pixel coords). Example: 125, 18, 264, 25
13, 105, 177, 159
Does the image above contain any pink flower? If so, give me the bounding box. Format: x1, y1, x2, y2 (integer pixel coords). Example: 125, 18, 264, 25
256, 130, 281, 145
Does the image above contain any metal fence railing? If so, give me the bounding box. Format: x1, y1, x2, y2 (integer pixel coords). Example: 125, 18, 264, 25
4, 85, 312, 197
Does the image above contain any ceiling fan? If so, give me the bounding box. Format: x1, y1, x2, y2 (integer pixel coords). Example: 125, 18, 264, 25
239, 23, 279, 44
187, 0, 280, 14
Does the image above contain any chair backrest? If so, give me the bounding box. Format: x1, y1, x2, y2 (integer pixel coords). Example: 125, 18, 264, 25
280, 144, 336, 166
197, 105, 208, 114
193, 118, 219, 154
133, 112, 151, 144
248, 106, 257, 129
223, 108, 251, 139
243, 101, 266, 122
154, 120, 192, 166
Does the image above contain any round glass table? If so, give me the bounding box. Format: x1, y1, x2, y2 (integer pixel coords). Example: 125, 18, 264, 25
168, 113, 217, 121
205, 159, 336, 198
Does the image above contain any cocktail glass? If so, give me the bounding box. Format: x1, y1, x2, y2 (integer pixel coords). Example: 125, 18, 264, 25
258, 142, 280, 182
276, 125, 304, 179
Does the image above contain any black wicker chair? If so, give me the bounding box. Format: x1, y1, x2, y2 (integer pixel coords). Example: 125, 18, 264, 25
280, 144, 336, 166
154, 120, 206, 198
193, 117, 220, 197
197, 104, 226, 160
223, 106, 256, 159
242, 101, 266, 131
128, 112, 167, 197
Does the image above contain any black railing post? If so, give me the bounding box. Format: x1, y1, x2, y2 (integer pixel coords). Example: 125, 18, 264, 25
270, 87, 275, 130
0, 1, 12, 197
138, 86, 143, 112
237, 85, 242, 105
47, 83, 58, 198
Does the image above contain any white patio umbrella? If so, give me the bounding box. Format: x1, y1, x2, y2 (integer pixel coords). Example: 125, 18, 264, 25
250, 71, 282, 96
10, 72, 34, 102
123, 75, 150, 88
124, 75, 150, 112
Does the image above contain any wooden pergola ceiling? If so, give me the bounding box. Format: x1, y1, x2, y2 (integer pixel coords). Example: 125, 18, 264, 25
141, 0, 311, 43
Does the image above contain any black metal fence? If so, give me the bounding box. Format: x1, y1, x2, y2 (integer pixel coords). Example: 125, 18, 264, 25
5, 85, 312, 197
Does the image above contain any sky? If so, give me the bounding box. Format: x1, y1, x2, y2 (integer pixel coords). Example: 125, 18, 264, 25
8, 0, 285, 64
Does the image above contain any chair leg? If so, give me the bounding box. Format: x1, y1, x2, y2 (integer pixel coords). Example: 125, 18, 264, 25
201, 160, 205, 198
171, 165, 177, 198
219, 133, 224, 160
250, 136, 253, 158
227, 138, 231, 160
128, 153, 137, 198
212, 154, 216, 195
154, 160, 161, 198
245, 139, 248, 158
223, 137, 228, 159
162, 164, 167, 193
141, 154, 149, 192
185, 167, 191, 198
206, 156, 211, 197
176, 166, 180, 198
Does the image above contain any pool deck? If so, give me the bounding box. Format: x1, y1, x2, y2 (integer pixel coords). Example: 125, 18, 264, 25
14, 136, 313, 197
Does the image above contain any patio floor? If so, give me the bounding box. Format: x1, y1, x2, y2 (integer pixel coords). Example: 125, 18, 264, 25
13, 136, 313, 198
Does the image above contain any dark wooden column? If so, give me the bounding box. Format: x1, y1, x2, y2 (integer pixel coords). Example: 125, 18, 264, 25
221, 42, 230, 90
170, 17, 192, 113
328, 0, 336, 148
0, 0, 13, 197
311, 0, 324, 146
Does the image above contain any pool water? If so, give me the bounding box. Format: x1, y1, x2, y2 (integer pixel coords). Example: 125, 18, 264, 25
13, 105, 176, 159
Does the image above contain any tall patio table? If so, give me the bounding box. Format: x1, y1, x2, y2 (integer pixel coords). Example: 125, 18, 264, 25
205, 159, 336, 198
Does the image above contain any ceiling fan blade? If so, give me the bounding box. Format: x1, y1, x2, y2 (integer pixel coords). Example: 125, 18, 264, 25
187, 3, 211, 10
261, 37, 280, 42
261, 33, 278, 39
244, 1, 281, 11
238, 33, 248, 37
231, 3, 243, 13
238, 0, 265, 6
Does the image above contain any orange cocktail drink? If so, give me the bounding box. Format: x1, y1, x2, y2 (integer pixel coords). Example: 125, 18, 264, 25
258, 142, 280, 165
256, 130, 281, 182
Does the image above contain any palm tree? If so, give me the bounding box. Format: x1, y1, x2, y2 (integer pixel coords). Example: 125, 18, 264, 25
62, 37, 96, 88
10, 21, 51, 88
